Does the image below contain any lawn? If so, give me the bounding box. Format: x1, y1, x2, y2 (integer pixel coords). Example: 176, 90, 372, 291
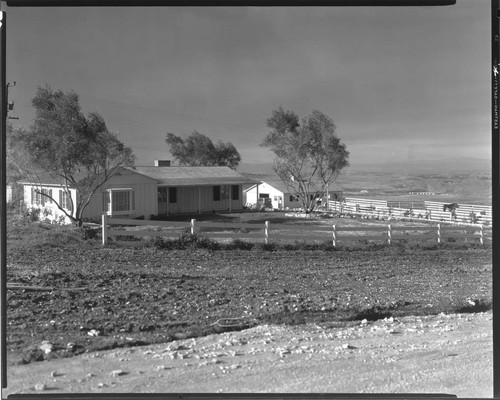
5, 212, 492, 364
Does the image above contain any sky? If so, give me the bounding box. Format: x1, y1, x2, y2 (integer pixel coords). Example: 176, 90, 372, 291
2, 1, 492, 169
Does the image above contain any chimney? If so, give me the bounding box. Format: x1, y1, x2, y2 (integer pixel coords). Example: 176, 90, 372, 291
154, 160, 171, 167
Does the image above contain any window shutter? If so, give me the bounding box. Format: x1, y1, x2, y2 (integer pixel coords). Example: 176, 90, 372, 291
31, 187, 34, 204
131, 190, 135, 211
213, 186, 220, 201
49, 189, 53, 203
59, 190, 63, 206
102, 191, 109, 212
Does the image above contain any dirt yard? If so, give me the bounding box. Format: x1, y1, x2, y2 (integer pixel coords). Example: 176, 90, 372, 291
4, 311, 492, 397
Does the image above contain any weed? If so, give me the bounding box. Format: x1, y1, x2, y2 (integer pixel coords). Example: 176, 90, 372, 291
227, 239, 254, 251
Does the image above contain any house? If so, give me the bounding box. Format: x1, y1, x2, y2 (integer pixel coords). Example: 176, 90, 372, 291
21, 161, 257, 223
244, 179, 344, 211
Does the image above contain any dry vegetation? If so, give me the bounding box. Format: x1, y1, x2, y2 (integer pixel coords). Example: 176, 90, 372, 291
6, 210, 492, 366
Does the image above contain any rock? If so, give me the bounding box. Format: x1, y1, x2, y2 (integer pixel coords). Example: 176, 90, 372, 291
34, 383, 47, 391
39, 341, 53, 354
110, 370, 128, 377
87, 329, 100, 337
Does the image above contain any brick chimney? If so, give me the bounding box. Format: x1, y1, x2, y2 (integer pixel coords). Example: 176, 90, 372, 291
154, 160, 171, 167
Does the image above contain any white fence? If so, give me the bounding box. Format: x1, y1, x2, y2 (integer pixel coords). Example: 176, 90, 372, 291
101, 215, 489, 248
327, 198, 492, 226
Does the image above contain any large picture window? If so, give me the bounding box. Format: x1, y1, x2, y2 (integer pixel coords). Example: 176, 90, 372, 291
103, 188, 135, 215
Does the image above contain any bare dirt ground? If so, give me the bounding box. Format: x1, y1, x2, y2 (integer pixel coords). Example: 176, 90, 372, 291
4, 311, 492, 397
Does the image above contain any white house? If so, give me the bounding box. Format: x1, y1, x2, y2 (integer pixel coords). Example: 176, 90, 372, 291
21, 162, 257, 223
244, 179, 343, 211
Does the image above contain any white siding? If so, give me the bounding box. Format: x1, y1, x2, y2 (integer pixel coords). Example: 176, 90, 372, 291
160, 185, 244, 215
83, 170, 158, 220
23, 184, 77, 224
244, 182, 292, 210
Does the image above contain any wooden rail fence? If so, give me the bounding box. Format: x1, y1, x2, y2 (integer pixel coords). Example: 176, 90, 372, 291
327, 198, 492, 225
101, 215, 488, 248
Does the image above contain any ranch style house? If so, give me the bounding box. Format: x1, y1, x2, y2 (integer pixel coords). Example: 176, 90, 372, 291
21, 161, 257, 224
244, 179, 344, 211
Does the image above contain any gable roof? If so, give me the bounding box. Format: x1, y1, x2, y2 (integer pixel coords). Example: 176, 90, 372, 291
19, 167, 158, 187
244, 178, 343, 195
129, 166, 257, 187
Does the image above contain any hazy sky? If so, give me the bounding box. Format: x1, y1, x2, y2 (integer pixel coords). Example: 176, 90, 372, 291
3, 1, 491, 167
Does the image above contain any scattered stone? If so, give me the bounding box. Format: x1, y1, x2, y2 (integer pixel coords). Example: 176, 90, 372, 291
156, 365, 172, 370
34, 383, 47, 391
110, 370, 128, 378
39, 341, 53, 354
97, 383, 107, 388
87, 329, 100, 337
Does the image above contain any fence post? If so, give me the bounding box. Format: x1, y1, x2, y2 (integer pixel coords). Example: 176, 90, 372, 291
265, 221, 269, 244
191, 219, 196, 235
437, 224, 441, 244
387, 224, 391, 245
479, 225, 484, 245
102, 214, 108, 246
333, 224, 336, 248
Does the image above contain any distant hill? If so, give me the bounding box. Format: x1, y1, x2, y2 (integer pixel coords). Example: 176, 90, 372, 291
239, 157, 491, 176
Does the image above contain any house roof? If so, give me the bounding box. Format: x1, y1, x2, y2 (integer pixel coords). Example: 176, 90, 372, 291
19, 167, 158, 187
129, 166, 257, 187
244, 178, 343, 195
20, 165, 258, 188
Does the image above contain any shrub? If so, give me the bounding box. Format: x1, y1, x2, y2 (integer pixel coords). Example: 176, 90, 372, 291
228, 239, 254, 251
252, 242, 278, 252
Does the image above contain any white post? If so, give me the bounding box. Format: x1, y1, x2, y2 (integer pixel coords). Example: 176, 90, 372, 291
437, 224, 441, 244
102, 214, 108, 246
387, 224, 391, 246
479, 225, 484, 245
191, 219, 196, 235
265, 221, 269, 244
332, 224, 336, 248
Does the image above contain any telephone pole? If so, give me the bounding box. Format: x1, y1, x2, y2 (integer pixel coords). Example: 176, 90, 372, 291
0, 8, 7, 391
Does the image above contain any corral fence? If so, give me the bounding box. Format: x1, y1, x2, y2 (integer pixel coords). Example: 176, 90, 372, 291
101, 215, 489, 248
328, 198, 492, 225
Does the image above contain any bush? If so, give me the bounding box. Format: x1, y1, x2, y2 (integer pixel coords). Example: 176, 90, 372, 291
252, 242, 278, 252
227, 239, 254, 251
147, 232, 220, 251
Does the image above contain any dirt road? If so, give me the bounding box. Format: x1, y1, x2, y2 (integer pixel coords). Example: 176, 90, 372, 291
3, 311, 492, 397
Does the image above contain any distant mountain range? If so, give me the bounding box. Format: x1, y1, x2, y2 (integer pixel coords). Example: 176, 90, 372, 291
238, 157, 491, 176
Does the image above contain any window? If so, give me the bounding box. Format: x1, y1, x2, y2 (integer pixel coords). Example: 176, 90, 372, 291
259, 193, 269, 198
103, 188, 135, 215
31, 187, 52, 206
213, 186, 220, 201
231, 185, 239, 200
59, 190, 71, 210
168, 187, 177, 203
289, 195, 298, 202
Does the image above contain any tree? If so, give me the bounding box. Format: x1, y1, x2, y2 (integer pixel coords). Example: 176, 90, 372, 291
261, 107, 349, 214
165, 130, 241, 169
10, 86, 135, 226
